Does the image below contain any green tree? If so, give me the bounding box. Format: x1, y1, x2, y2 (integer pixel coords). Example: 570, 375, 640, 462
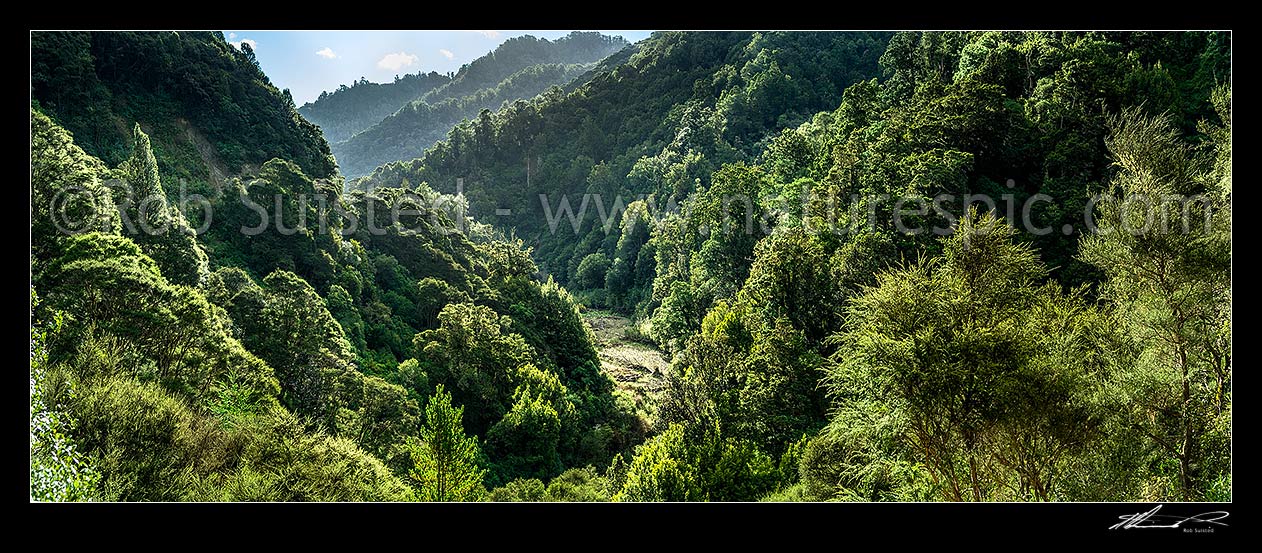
486, 364, 577, 483
613, 423, 703, 502
830, 210, 1104, 501
407, 385, 487, 501
38, 233, 278, 404
613, 420, 777, 502
691, 163, 771, 301
741, 231, 839, 346
120, 123, 167, 231
573, 252, 611, 291
1079, 99, 1231, 500
30, 109, 119, 261
208, 269, 354, 425
488, 478, 546, 501
738, 319, 827, 458
544, 466, 610, 501
413, 302, 535, 434
335, 371, 421, 472
119, 123, 209, 287
605, 200, 655, 310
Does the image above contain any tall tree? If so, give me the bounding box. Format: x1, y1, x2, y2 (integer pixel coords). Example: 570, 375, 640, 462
119, 124, 209, 287
121, 123, 168, 232
413, 302, 534, 434
1079, 93, 1231, 500
407, 385, 487, 501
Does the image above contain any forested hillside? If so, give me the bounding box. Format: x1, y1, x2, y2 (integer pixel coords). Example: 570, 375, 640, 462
298, 72, 453, 143
335, 63, 603, 178
637, 31, 1230, 502
307, 32, 630, 177
32, 32, 336, 192
354, 32, 893, 305
31, 31, 642, 501
31, 30, 1231, 503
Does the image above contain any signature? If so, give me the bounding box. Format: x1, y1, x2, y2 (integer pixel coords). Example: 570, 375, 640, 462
1110, 505, 1230, 530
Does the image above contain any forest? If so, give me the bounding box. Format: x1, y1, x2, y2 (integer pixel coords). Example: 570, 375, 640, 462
30, 30, 1230, 503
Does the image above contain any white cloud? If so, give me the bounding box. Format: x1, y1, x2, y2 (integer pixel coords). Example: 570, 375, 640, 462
376, 51, 417, 71
230, 38, 257, 51
471, 30, 500, 39
438, 48, 455, 60
316, 47, 338, 59
228, 32, 237, 40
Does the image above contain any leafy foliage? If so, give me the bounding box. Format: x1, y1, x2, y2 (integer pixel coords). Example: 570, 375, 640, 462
407, 385, 488, 501
1078, 96, 1231, 500
823, 211, 1110, 500
30, 109, 120, 260
30, 290, 99, 501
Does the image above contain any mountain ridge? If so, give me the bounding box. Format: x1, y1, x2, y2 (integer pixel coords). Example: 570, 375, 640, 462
298, 31, 631, 177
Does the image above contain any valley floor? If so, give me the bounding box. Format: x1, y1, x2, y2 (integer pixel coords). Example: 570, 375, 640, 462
582, 310, 669, 420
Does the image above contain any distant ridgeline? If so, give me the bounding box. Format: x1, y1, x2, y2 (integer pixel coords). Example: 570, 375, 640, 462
299, 72, 454, 144
301, 32, 631, 178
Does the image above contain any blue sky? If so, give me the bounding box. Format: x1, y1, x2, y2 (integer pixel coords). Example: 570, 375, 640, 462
222, 30, 655, 106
